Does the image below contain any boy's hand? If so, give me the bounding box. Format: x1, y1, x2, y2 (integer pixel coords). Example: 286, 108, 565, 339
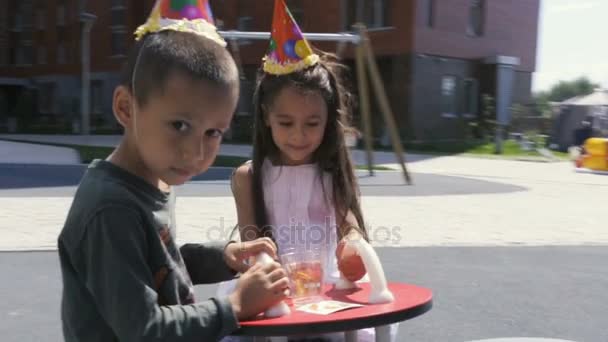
224, 238, 277, 273
336, 231, 366, 282
228, 262, 289, 320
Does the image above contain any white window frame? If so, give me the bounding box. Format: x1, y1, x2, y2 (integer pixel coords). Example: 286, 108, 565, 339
441, 75, 458, 118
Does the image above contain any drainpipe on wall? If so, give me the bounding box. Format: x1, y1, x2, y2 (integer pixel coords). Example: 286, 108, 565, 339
80, 12, 96, 135
484, 55, 520, 154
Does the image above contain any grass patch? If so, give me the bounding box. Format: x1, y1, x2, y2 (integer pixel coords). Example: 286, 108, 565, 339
0, 138, 251, 167
75, 145, 114, 163
465, 140, 540, 156
355, 165, 396, 171
71, 145, 250, 167
395, 139, 568, 160
212, 155, 250, 168
463, 140, 568, 159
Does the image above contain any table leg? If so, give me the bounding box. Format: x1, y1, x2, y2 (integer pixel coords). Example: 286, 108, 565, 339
375, 325, 391, 342
345, 330, 358, 342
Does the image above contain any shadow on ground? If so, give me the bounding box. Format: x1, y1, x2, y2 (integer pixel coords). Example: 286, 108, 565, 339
0, 164, 234, 189
0, 164, 527, 197
1, 247, 605, 342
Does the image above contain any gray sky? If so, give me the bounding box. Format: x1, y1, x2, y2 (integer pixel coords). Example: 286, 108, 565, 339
533, 0, 608, 92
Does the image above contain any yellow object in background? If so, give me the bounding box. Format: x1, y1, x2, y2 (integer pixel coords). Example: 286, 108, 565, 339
584, 138, 608, 156
580, 154, 608, 171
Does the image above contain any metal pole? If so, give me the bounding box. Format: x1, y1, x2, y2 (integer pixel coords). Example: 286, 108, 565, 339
354, 25, 374, 176
219, 30, 361, 43
80, 13, 96, 135
359, 26, 412, 184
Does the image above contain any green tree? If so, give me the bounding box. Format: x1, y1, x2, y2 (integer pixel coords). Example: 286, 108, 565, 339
532, 91, 552, 117
546, 76, 599, 102
532, 77, 599, 117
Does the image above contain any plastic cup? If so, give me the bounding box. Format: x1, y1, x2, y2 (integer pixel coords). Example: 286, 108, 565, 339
279, 247, 324, 305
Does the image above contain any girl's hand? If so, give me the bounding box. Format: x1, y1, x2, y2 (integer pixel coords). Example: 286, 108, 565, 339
336, 232, 366, 282
224, 238, 278, 273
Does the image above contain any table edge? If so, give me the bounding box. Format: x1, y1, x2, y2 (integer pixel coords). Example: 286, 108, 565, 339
233, 298, 433, 337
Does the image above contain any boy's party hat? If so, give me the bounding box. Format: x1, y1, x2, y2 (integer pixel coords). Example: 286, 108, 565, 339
134, 0, 226, 46
263, 0, 319, 75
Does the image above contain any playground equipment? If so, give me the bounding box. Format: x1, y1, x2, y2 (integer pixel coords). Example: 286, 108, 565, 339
219, 27, 412, 184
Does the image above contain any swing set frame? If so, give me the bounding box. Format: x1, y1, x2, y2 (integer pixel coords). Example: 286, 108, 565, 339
219, 25, 411, 184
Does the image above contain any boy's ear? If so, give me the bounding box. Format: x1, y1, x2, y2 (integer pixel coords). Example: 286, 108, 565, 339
113, 85, 135, 128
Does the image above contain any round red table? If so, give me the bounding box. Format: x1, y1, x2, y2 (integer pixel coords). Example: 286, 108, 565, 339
233, 282, 433, 340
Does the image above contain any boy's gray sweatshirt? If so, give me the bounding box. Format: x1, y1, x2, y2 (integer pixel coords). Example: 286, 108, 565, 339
58, 160, 239, 341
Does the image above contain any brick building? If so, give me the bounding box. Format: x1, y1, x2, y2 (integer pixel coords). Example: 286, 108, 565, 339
0, 0, 539, 142
0, 0, 154, 132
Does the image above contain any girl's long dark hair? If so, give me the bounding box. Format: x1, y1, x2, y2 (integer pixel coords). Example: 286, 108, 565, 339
249, 53, 369, 242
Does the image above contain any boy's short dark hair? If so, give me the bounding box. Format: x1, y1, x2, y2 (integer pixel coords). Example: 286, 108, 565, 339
120, 30, 238, 106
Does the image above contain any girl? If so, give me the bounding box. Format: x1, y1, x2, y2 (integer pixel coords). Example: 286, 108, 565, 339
228, 54, 375, 342
220, 1, 397, 340
235, 52, 368, 277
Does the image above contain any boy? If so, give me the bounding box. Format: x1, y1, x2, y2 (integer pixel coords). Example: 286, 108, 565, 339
57, 3, 288, 341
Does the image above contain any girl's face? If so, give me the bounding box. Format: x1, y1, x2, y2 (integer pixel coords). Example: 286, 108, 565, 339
265, 85, 328, 166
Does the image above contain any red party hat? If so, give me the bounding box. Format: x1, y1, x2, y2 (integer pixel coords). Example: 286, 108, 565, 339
134, 0, 225, 46
263, 0, 319, 75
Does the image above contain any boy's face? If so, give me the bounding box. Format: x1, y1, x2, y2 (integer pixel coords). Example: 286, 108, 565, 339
265, 85, 328, 166
127, 73, 237, 186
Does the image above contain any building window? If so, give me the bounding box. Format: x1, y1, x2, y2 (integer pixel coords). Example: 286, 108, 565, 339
286, 0, 304, 25
468, 0, 484, 37
37, 46, 46, 64
57, 2, 66, 26
111, 0, 127, 28
37, 10, 45, 30
56, 27, 68, 44
463, 79, 479, 118
441, 75, 458, 118
12, 1, 33, 31
56, 26, 69, 63
37, 8, 46, 30
111, 9, 126, 27
344, 0, 389, 30
0, 48, 8, 65
91, 80, 104, 114
21, 2, 33, 29
57, 44, 66, 64
13, 13, 23, 31
370, 0, 388, 28
15, 46, 34, 65
39, 82, 57, 114
425, 0, 435, 28
15, 24, 34, 66
344, 1, 357, 30
111, 30, 127, 56
237, 16, 253, 45
19, 31, 34, 45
